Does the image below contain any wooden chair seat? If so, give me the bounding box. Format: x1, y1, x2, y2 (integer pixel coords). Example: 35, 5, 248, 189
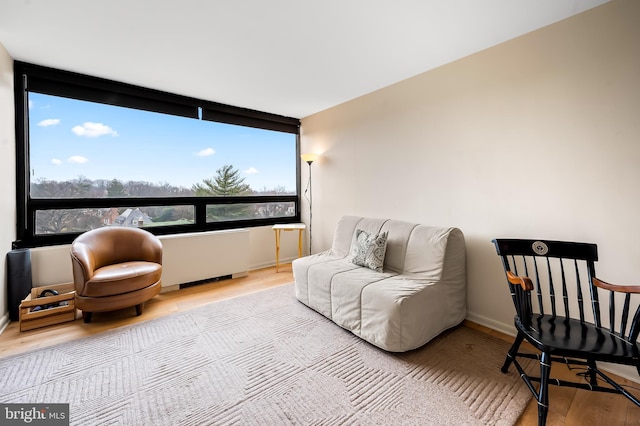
521, 315, 639, 361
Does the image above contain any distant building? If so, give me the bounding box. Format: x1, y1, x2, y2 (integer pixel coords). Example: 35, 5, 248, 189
102, 208, 120, 225
113, 208, 152, 227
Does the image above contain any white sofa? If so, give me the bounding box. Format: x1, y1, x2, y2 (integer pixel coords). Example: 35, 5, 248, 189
292, 216, 466, 352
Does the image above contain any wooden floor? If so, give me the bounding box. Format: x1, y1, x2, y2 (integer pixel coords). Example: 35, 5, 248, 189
1, 264, 639, 425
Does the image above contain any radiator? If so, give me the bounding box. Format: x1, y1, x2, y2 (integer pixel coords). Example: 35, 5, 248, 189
159, 229, 250, 288
28, 229, 251, 291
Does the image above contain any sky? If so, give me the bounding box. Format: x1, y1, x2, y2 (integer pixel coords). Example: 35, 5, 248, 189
28, 93, 297, 192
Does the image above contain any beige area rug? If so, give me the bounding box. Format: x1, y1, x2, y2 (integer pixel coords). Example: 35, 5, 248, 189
0, 284, 531, 425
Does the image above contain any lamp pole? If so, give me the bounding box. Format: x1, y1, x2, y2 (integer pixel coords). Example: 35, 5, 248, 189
301, 154, 318, 255
305, 159, 313, 255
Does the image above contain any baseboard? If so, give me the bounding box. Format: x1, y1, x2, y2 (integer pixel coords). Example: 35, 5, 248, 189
601, 363, 640, 384
465, 311, 516, 338
251, 257, 297, 271
0, 313, 10, 335
232, 271, 249, 279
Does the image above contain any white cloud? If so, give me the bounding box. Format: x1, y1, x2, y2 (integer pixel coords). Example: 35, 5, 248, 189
72, 122, 118, 137
245, 167, 259, 174
68, 155, 88, 164
28, 100, 34, 109
51, 158, 62, 165
38, 118, 60, 127
196, 147, 216, 157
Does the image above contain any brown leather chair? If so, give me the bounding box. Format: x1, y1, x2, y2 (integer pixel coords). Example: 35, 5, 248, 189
70, 226, 163, 323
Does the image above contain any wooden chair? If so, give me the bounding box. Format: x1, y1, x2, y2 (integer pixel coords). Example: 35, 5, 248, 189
492, 239, 640, 425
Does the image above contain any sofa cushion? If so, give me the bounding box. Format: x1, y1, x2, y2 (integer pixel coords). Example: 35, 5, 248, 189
380, 220, 418, 273
403, 226, 465, 282
293, 251, 343, 305
330, 267, 396, 332
307, 260, 359, 318
350, 229, 388, 272
359, 275, 465, 352
329, 216, 366, 257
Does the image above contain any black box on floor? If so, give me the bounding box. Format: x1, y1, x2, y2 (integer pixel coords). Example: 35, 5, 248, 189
7, 249, 33, 321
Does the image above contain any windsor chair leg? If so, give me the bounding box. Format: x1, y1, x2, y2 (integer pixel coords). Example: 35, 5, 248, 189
501, 331, 525, 373
537, 351, 551, 426
587, 358, 598, 386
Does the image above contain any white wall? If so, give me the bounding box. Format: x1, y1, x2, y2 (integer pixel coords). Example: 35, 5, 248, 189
301, 0, 640, 335
0, 42, 16, 330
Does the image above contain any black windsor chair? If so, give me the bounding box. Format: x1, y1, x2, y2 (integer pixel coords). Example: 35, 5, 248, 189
492, 238, 640, 425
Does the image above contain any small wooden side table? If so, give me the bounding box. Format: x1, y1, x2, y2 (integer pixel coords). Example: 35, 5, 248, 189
272, 223, 306, 272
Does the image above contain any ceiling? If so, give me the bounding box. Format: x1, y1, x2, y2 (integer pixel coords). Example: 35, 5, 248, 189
0, 0, 609, 119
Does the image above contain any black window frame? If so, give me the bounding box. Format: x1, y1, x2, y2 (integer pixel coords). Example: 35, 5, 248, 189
13, 61, 302, 249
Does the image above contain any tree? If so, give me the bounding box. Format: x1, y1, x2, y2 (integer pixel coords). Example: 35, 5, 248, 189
70, 175, 96, 197
106, 179, 127, 197
192, 164, 252, 220
191, 164, 251, 196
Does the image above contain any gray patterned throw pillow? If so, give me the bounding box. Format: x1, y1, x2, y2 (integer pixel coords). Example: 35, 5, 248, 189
350, 229, 388, 272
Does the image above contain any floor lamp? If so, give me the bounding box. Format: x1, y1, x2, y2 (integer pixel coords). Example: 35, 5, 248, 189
301, 153, 318, 255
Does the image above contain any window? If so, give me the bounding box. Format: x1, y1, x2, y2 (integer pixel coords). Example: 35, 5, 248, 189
14, 62, 301, 248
